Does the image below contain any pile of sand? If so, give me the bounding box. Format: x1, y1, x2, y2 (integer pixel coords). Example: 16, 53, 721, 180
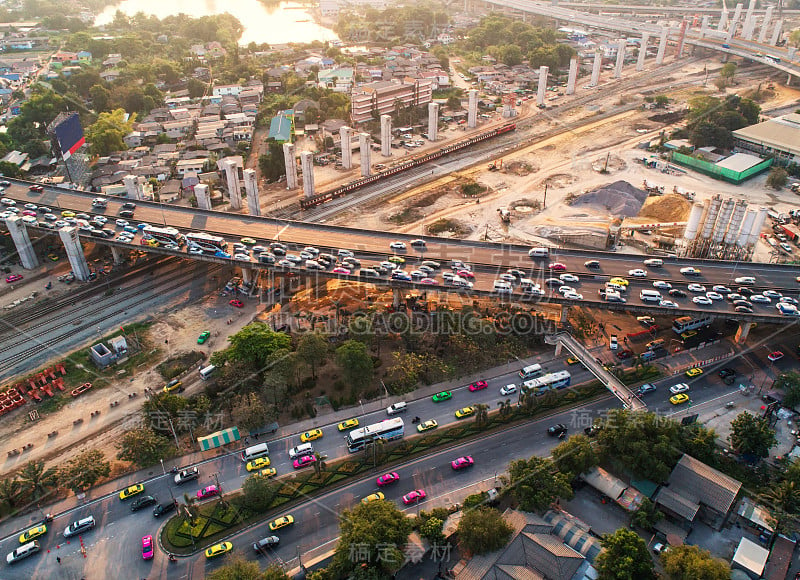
638, 193, 692, 222
569, 180, 648, 217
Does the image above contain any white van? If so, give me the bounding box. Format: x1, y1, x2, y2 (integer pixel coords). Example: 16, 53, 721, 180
639, 289, 663, 303
289, 442, 313, 459
528, 247, 549, 258
643, 258, 663, 267
386, 402, 407, 415
519, 364, 543, 380
606, 282, 627, 293
519, 278, 537, 288
6, 541, 40, 564
493, 280, 512, 293
199, 364, 216, 380
241, 443, 270, 462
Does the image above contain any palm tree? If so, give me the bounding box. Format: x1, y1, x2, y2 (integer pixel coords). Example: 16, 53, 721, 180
474, 403, 490, 429
497, 399, 513, 420
0, 477, 22, 510
18, 460, 58, 501
763, 480, 800, 514
312, 452, 327, 478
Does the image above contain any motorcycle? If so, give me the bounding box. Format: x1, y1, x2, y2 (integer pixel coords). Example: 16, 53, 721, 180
41, 513, 53, 524
411, 416, 420, 424
168, 554, 177, 563
170, 466, 178, 474
45, 282, 52, 290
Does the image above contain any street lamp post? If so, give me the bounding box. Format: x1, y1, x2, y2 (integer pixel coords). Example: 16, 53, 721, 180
160, 458, 166, 475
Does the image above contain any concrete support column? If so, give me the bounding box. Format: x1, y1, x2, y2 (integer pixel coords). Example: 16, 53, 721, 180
467, 89, 478, 128
392, 288, 403, 309
770, 19, 783, 46
58, 226, 91, 281
123, 174, 143, 201
700, 16, 709, 38
194, 183, 211, 210
241, 268, 253, 285
559, 305, 570, 324
554, 342, 563, 357
243, 168, 260, 217
718, 10, 728, 31
566, 57, 578, 94
359, 133, 371, 177
380, 115, 391, 157
339, 126, 352, 170
789, 47, 797, 62
427, 102, 439, 141
5, 216, 39, 269
590, 51, 602, 86
742, 0, 756, 40
758, 6, 773, 43
735, 321, 752, 344
730, 3, 743, 36
536, 65, 549, 106
224, 159, 241, 210
614, 39, 626, 78
282, 143, 298, 189
655, 29, 668, 65
300, 151, 315, 199
636, 34, 649, 71
110, 246, 124, 265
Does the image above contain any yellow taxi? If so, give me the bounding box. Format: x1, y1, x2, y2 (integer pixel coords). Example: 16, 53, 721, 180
361, 492, 385, 504
300, 429, 323, 442
204, 542, 233, 559
119, 484, 145, 500
609, 277, 629, 286
455, 406, 476, 419
61, 210, 76, 218
246, 457, 271, 472
670, 393, 690, 405
19, 525, 47, 544
417, 419, 438, 432
685, 368, 703, 378
566, 357, 580, 365
269, 515, 294, 531
337, 418, 359, 431
257, 468, 277, 478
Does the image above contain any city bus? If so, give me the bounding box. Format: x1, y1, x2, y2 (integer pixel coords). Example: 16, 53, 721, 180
185, 232, 228, 253
522, 370, 571, 395
672, 315, 712, 335
142, 225, 184, 245
346, 417, 405, 452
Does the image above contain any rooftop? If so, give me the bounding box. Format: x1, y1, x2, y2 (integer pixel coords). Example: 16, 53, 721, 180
733, 113, 800, 157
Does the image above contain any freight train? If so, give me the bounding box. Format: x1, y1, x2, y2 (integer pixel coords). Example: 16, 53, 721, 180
299, 123, 517, 210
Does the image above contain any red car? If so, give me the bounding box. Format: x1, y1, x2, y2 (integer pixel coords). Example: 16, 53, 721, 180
29, 185, 43, 193
229, 299, 243, 308
293, 455, 316, 469
197, 485, 219, 499
468, 380, 488, 392
141, 535, 154, 560
402, 489, 426, 505
451, 456, 474, 470
5, 274, 23, 283
376, 472, 400, 487
548, 263, 566, 271
767, 351, 784, 362
457, 270, 475, 279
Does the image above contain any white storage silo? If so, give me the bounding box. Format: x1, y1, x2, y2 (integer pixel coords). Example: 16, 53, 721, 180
737, 209, 757, 247
713, 198, 735, 244
724, 200, 747, 245
746, 207, 769, 246
683, 203, 704, 242
700, 195, 722, 240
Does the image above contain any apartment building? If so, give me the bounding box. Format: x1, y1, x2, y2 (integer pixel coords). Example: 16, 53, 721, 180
350, 78, 433, 123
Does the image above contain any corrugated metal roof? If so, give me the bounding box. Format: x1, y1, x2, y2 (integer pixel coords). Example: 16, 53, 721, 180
733, 113, 800, 157
670, 454, 742, 515
655, 487, 700, 521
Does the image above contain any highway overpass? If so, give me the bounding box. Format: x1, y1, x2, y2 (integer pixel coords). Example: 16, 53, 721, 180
2, 179, 800, 332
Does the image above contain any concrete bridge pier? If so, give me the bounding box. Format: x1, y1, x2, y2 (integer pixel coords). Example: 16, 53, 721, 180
735, 321, 752, 344
392, 288, 403, 309
5, 216, 39, 269
58, 226, 91, 281
110, 246, 125, 265
559, 305, 570, 324
241, 268, 254, 286
554, 341, 563, 357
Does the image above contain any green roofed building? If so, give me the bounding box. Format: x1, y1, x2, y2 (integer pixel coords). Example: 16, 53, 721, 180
198, 426, 240, 450
268, 109, 294, 143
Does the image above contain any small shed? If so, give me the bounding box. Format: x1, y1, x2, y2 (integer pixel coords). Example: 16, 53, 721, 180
731, 537, 769, 579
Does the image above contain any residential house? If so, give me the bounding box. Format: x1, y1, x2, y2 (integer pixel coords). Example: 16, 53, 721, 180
102, 53, 122, 68
318, 67, 353, 92
99, 69, 121, 82
163, 119, 194, 139
213, 84, 242, 97
76, 51, 92, 64
176, 158, 206, 177
268, 110, 294, 143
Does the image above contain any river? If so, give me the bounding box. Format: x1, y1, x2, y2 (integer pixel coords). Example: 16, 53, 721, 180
94, 0, 339, 46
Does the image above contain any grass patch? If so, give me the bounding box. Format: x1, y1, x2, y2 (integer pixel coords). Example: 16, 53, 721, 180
387, 208, 423, 225
426, 218, 469, 236
156, 351, 206, 380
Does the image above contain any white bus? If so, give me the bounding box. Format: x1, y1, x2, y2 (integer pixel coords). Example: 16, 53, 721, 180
346, 418, 405, 452
185, 232, 228, 253
523, 370, 571, 395
142, 225, 184, 245
672, 315, 712, 335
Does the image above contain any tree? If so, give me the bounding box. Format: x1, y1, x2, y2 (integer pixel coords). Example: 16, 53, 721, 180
446, 95, 462, 110
654, 95, 669, 107
117, 428, 174, 468
207, 555, 288, 580
59, 450, 111, 492
336, 340, 373, 390
474, 403, 490, 428
661, 545, 730, 580
763, 479, 800, 514
241, 472, 280, 512
729, 411, 777, 459
227, 323, 292, 368
631, 497, 663, 531
258, 140, 287, 182
775, 371, 800, 409
85, 108, 136, 156
332, 500, 412, 576
0, 161, 20, 177
594, 528, 656, 580
456, 506, 513, 556
497, 399, 513, 420
18, 460, 58, 501
719, 62, 737, 83
419, 516, 445, 546
767, 167, 789, 190
297, 332, 328, 380
551, 435, 597, 479
312, 451, 327, 477
231, 392, 269, 431
0, 477, 23, 509
506, 456, 573, 512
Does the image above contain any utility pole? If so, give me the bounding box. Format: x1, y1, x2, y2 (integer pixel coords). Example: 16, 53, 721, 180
543, 183, 547, 209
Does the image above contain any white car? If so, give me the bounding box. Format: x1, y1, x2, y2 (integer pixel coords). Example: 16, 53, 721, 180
499, 273, 516, 283
188, 247, 204, 255
670, 383, 690, 394
652, 281, 672, 290
389, 241, 407, 251
21, 215, 37, 224
750, 294, 771, 304
379, 261, 398, 271
523, 287, 545, 297
659, 300, 679, 308
711, 285, 731, 294
558, 285, 577, 295
680, 266, 701, 276
234, 253, 252, 261
734, 276, 756, 284
687, 284, 706, 293
705, 292, 724, 301
500, 384, 518, 396
23, 203, 37, 210
115, 219, 129, 227
779, 296, 798, 305
693, 296, 712, 305
93, 215, 107, 224
559, 273, 579, 283
628, 269, 647, 278
763, 290, 782, 299
0, 198, 16, 206
563, 291, 583, 300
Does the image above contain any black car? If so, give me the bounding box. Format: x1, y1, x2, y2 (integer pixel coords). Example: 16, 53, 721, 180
122, 202, 136, 209
507, 268, 526, 278
733, 300, 753, 308
738, 287, 755, 296
669, 289, 687, 298
735, 306, 753, 313
635, 383, 657, 397
584, 424, 603, 437
253, 536, 280, 552
119, 210, 134, 218
130, 495, 157, 512
547, 423, 568, 437
718, 368, 736, 384
584, 260, 600, 269
153, 501, 176, 518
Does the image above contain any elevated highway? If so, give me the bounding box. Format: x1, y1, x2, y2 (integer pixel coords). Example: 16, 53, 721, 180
3, 180, 800, 328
